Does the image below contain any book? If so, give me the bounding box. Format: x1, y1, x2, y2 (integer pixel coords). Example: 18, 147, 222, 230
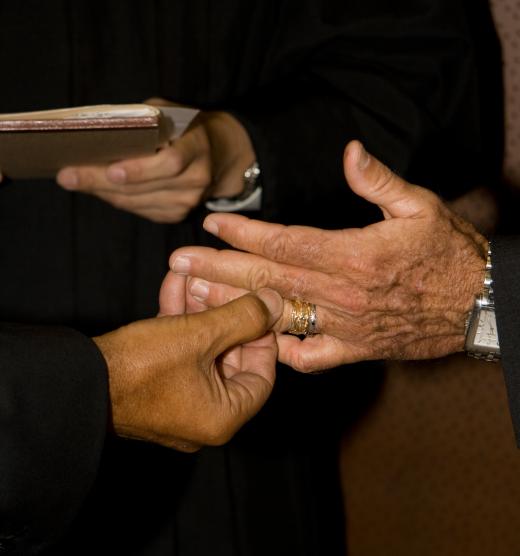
0, 103, 199, 179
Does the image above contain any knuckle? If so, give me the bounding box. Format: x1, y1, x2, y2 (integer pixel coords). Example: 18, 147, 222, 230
191, 162, 211, 187
371, 164, 395, 196
148, 213, 175, 224
291, 352, 316, 373
237, 295, 270, 330
77, 169, 98, 190
109, 194, 132, 211
333, 288, 370, 316
422, 194, 444, 218
262, 229, 296, 261
170, 441, 201, 453
179, 187, 204, 210
123, 162, 144, 182
246, 264, 273, 291
199, 418, 234, 446
165, 149, 184, 175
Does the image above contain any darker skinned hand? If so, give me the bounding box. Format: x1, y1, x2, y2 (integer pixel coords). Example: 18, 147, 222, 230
93, 289, 282, 451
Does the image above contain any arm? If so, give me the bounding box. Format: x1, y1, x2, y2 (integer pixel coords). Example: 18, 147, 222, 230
492, 236, 520, 443
0, 290, 281, 554
228, 0, 494, 227
0, 325, 108, 555
57, 1, 491, 228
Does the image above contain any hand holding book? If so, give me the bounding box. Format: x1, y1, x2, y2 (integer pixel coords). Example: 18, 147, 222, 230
0, 100, 256, 224
56, 107, 256, 223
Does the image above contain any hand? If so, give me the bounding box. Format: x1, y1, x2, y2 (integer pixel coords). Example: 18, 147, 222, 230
92, 288, 282, 452
167, 141, 488, 371
56, 101, 255, 223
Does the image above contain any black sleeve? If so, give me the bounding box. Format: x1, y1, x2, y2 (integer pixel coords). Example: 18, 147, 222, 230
229, 0, 496, 228
492, 236, 520, 446
0, 324, 108, 555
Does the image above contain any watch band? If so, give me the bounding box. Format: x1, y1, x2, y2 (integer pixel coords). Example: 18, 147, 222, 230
464, 242, 501, 361
205, 162, 262, 212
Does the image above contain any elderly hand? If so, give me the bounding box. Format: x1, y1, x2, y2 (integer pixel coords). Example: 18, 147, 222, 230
56, 101, 255, 223
168, 141, 488, 372
93, 288, 282, 452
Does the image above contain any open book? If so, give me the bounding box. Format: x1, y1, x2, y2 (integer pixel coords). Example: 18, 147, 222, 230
0, 103, 199, 179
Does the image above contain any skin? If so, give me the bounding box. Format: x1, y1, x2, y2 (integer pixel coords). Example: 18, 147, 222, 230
0, 101, 270, 453
166, 140, 488, 372
92, 288, 282, 452
56, 99, 256, 223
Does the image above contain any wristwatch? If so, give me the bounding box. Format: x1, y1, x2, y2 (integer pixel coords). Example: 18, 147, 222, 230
205, 161, 262, 212
464, 242, 501, 361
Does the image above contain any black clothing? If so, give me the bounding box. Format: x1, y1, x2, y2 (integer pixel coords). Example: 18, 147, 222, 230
0, 325, 107, 555
0, 1, 489, 554
492, 237, 520, 444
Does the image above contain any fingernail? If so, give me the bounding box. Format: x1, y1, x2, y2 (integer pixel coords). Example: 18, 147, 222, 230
107, 166, 127, 184
357, 142, 370, 171
256, 288, 283, 324
171, 256, 191, 275
190, 279, 210, 301
57, 170, 78, 189
203, 217, 219, 236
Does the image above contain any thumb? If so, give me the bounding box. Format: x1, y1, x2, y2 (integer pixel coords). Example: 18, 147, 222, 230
203, 288, 283, 357
158, 270, 187, 316
343, 140, 435, 219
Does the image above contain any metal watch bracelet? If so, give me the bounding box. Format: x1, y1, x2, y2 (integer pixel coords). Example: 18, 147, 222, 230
464, 242, 501, 362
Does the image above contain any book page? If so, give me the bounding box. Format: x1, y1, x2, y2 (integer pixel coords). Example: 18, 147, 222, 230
0, 104, 160, 121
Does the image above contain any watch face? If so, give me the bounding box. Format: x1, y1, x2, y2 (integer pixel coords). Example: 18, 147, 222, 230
475, 309, 500, 349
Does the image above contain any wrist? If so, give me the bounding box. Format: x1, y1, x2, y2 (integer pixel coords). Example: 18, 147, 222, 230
202, 111, 257, 199
206, 161, 262, 212
92, 330, 130, 435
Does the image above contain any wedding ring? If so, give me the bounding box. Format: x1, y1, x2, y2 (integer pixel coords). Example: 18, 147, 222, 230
288, 299, 318, 336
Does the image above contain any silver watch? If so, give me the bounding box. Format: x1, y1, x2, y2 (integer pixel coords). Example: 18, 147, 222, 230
205, 162, 262, 212
464, 242, 501, 361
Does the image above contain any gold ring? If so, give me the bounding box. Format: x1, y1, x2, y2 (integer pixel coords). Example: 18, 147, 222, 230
287, 299, 318, 336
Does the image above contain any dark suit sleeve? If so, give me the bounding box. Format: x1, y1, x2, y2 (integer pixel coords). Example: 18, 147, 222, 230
491, 236, 520, 445
0, 324, 108, 555
229, 0, 495, 229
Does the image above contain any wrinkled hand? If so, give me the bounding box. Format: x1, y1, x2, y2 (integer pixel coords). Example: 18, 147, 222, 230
56, 101, 255, 223
168, 141, 488, 371
93, 288, 282, 452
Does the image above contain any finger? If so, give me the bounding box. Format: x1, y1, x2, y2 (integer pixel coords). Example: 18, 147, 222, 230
186, 289, 213, 314
105, 141, 200, 184
188, 277, 298, 334
223, 332, 277, 419
93, 188, 202, 223
343, 140, 439, 219
223, 332, 277, 383
170, 247, 343, 306
56, 140, 203, 192
277, 334, 358, 372
189, 277, 355, 347
189, 277, 248, 306
199, 289, 283, 357
57, 164, 113, 192
95, 174, 206, 196
158, 271, 187, 316
58, 161, 204, 198
202, 213, 345, 272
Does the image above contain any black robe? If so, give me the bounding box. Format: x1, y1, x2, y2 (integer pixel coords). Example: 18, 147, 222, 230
0, 1, 499, 554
